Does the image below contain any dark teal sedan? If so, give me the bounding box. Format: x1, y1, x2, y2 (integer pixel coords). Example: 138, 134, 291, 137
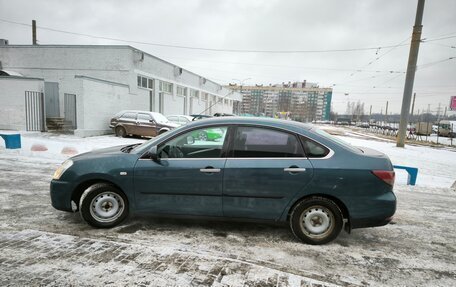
50, 117, 396, 245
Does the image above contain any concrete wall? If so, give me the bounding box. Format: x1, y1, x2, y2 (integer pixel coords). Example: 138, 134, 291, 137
0, 76, 44, 130
73, 76, 148, 137
0, 45, 242, 136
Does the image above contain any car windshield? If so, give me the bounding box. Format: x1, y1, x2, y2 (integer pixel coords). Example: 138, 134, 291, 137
130, 124, 189, 154
151, 112, 170, 124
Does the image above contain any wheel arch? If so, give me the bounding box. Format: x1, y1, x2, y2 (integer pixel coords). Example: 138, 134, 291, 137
286, 194, 351, 231
158, 127, 170, 134
71, 179, 128, 211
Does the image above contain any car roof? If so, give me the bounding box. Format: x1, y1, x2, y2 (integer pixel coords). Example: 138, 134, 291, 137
184, 116, 313, 132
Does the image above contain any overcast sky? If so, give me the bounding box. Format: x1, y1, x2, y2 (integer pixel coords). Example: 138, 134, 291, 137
1, 0, 455, 114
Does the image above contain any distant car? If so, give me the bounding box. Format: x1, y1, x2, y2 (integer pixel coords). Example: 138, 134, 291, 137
51, 117, 396, 245
167, 115, 194, 126
191, 127, 224, 141
109, 110, 178, 137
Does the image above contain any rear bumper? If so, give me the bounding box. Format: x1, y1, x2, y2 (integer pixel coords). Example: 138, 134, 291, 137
350, 191, 396, 229
50, 180, 74, 212
351, 215, 394, 229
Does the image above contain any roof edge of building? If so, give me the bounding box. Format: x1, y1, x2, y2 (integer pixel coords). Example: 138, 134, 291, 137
1, 44, 228, 91
0, 75, 44, 81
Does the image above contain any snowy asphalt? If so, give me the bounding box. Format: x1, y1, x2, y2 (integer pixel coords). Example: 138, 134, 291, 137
0, 141, 456, 286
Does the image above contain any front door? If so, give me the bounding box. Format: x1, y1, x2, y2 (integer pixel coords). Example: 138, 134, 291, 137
223, 126, 314, 220
136, 112, 158, 137
133, 126, 230, 216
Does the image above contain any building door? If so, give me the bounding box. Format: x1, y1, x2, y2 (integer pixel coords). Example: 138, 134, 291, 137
183, 95, 188, 115
44, 82, 59, 117
25, 91, 45, 131
149, 91, 155, 112
64, 93, 77, 129
159, 92, 164, 114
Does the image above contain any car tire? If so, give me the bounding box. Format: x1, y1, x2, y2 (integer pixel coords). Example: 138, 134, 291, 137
158, 129, 168, 135
115, 126, 127, 138
79, 183, 129, 228
289, 196, 343, 245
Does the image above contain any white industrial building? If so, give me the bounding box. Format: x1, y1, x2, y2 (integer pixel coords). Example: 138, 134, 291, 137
0, 43, 241, 137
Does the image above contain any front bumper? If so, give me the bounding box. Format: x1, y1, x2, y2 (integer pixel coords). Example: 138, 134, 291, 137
50, 180, 74, 212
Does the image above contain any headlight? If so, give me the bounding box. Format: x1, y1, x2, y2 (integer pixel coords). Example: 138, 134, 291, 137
53, 159, 73, 180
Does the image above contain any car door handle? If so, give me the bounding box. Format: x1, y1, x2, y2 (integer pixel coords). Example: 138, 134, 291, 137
200, 168, 221, 173
284, 167, 306, 172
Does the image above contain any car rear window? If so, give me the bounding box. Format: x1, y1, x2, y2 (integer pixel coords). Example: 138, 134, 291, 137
300, 136, 330, 158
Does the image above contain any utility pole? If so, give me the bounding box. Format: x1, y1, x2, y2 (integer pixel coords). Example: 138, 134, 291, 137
397, 0, 425, 147
369, 105, 372, 122
436, 102, 442, 123
32, 20, 37, 45
385, 101, 389, 123
410, 93, 416, 121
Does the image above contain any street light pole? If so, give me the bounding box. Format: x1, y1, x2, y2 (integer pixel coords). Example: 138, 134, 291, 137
397, 0, 425, 147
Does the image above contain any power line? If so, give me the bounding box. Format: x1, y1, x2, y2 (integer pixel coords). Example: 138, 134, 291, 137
162, 55, 406, 74
0, 18, 411, 54
416, 56, 456, 70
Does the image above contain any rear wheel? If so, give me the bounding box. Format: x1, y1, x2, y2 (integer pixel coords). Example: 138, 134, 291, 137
290, 196, 343, 245
79, 183, 129, 228
115, 126, 127, 137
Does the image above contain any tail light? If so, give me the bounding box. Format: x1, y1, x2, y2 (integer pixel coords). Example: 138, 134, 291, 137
372, 170, 395, 186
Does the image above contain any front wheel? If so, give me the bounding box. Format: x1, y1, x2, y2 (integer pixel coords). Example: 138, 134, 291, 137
115, 126, 127, 137
79, 183, 129, 228
289, 196, 343, 245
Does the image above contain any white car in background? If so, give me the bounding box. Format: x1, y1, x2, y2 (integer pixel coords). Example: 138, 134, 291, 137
166, 115, 194, 126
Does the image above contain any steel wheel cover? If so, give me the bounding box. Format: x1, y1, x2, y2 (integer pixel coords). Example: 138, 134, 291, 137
300, 206, 335, 239
90, 192, 125, 223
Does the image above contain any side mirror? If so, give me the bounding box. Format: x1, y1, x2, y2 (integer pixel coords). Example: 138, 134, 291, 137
149, 119, 155, 123
186, 136, 194, 145
149, 146, 160, 162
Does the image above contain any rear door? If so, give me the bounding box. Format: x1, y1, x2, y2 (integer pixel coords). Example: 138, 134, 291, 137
223, 126, 314, 220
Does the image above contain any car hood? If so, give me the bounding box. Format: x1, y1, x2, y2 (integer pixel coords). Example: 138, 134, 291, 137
71, 145, 129, 160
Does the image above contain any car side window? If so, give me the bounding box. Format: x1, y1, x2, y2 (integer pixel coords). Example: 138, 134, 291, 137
158, 126, 228, 159
137, 113, 152, 122
300, 136, 330, 158
232, 127, 304, 158
121, 112, 136, 120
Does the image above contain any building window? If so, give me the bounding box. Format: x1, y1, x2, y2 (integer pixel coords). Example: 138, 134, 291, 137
177, 85, 187, 97
137, 75, 154, 90
159, 81, 173, 94
190, 89, 199, 99
202, 93, 208, 101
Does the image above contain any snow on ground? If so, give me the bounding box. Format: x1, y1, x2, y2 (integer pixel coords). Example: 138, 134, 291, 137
1, 128, 456, 286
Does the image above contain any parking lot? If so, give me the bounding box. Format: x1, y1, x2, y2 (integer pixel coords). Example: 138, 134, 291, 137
1, 142, 455, 286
